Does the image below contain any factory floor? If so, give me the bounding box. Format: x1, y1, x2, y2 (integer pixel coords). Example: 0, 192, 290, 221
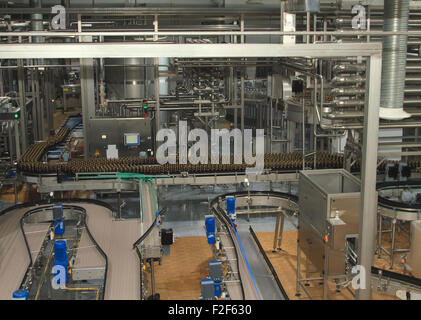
150, 229, 406, 300
255, 231, 399, 300
154, 236, 213, 300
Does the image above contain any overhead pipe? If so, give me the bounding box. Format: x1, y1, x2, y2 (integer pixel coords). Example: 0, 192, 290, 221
30, 0, 43, 44
380, 0, 411, 120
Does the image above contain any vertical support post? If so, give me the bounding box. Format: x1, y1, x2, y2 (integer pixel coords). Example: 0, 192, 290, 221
302, 96, 305, 170
288, 120, 295, 152
241, 69, 245, 135
296, 240, 301, 296
240, 14, 245, 135
278, 214, 285, 249
139, 180, 144, 235
323, 244, 329, 300
390, 218, 396, 269
117, 192, 121, 219
280, 0, 285, 44
14, 120, 21, 159
378, 214, 383, 258
240, 14, 245, 45
273, 214, 280, 251
150, 259, 155, 297
153, 14, 160, 153
0, 61, 3, 96
80, 49, 95, 158
356, 53, 382, 300
233, 67, 238, 129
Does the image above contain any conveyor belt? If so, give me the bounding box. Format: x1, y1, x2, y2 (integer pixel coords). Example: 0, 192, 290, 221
83, 204, 141, 300
15, 115, 353, 176
73, 228, 105, 270
212, 203, 261, 300
249, 226, 289, 300
377, 180, 421, 210
237, 229, 284, 300
15, 113, 421, 177
0, 200, 142, 300
210, 191, 295, 300
372, 266, 421, 288
0, 208, 50, 300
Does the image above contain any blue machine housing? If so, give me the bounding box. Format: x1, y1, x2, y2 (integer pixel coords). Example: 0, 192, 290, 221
53, 240, 68, 284
12, 289, 28, 300
53, 260, 68, 284
226, 197, 235, 214
54, 219, 65, 236
54, 240, 67, 261
214, 280, 222, 297
205, 216, 215, 234
207, 232, 216, 245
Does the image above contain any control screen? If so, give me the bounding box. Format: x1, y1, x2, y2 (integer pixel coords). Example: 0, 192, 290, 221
124, 133, 140, 146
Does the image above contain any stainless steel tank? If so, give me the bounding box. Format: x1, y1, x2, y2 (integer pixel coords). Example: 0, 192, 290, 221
105, 58, 154, 99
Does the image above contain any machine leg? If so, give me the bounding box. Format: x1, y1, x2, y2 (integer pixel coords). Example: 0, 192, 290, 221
150, 260, 155, 298
323, 245, 329, 300
14, 181, 18, 204
117, 192, 121, 219
390, 219, 396, 269
273, 214, 280, 251
378, 214, 383, 258
277, 215, 285, 250
296, 241, 301, 296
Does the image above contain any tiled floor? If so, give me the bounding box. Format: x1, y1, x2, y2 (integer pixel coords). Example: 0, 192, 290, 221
154, 236, 212, 300
255, 230, 399, 300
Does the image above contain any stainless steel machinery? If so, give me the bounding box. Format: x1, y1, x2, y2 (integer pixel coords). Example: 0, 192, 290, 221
86, 118, 153, 158
297, 169, 364, 299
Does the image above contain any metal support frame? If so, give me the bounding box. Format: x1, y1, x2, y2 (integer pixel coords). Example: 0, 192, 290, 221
272, 211, 286, 251
378, 214, 410, 269
0, 40, 383, 300
0, 43, 382, 59
17, 59, 27, 151
356, 53, 382, 300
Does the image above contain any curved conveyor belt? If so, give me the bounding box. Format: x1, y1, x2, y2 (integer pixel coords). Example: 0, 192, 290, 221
377, 180, 421, 220
0, 199, 142, 300
210, 191, 296, 300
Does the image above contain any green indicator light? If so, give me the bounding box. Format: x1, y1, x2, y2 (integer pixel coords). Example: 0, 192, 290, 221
143, 106, 148, 109
14, 113, 19, 119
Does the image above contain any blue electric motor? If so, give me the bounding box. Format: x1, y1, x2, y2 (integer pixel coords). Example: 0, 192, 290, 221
54, 240, 67, 262
53, 261, 68, 285
226, 197, 235, 214
12, 289, 28, 300
214, 280, 222, 297
205, 216, 215, 234
54, 219, 65, 236
53, 240, 68, 285
8, 169, 16, 178
207, 232, 216, 245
